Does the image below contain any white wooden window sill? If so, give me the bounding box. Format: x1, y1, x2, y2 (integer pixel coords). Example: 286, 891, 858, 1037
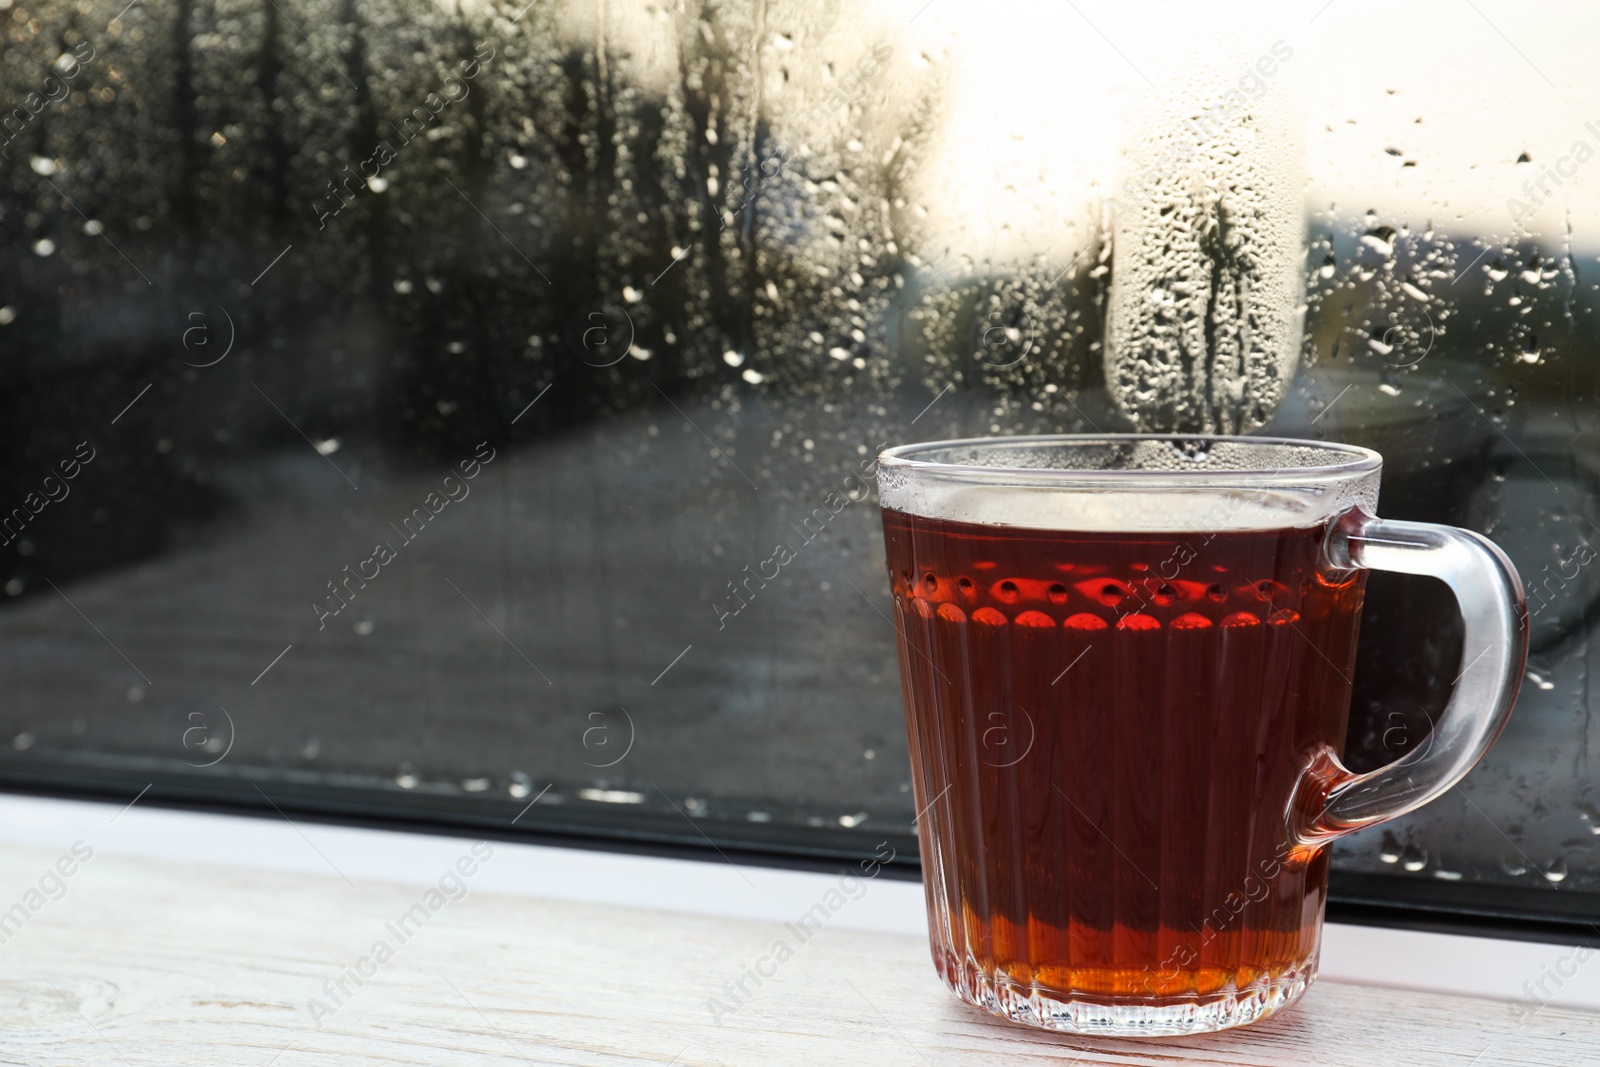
0, 793, 1594, 1065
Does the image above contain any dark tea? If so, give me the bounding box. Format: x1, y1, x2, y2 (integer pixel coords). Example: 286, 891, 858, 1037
880, 508, 1368, 1019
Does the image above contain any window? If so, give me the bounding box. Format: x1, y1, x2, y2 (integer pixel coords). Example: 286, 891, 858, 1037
0, 0, 1593, 933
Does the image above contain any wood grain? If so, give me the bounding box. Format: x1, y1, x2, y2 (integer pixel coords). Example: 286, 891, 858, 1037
0, 842, 1591, 1066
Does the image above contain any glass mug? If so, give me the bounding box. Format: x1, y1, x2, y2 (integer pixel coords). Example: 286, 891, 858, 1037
875, 435, 1527, 1036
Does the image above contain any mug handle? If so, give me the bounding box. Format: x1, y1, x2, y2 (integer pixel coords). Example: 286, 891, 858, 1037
1290, 509, 1529, 848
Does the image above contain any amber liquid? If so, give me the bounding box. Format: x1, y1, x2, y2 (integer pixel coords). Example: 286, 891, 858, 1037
880, 509, 1368, 1008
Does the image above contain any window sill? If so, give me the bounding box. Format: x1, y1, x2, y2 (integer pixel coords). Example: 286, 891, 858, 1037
1, 793, 1593, 1065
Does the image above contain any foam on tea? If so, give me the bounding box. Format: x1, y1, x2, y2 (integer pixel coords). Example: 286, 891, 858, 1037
1104, 61, 1305, 434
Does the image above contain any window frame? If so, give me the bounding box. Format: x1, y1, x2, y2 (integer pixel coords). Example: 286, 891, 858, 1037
2, 763, 1595, 949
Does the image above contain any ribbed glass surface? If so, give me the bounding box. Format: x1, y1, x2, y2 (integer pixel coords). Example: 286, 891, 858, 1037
882, 506, 1367, 1033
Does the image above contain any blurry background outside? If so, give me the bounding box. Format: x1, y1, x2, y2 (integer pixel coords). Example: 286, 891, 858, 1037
0, 0, 1597, 927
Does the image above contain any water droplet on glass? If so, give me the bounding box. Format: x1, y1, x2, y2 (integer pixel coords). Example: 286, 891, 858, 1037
1105, 94, 1309, 433
583, 786, 644, 805
30, 156, 55, 176
33, 239, 55, 257
1400, 844, 1427, 871
396, 767, 420, 789
1543, 857, 1568, 883
722, 350, 744, 367
1360, 232, 1395, 256
1379, 830, 1402, 863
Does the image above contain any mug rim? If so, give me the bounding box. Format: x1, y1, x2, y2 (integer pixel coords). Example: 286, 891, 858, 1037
877, 433, 1383, 486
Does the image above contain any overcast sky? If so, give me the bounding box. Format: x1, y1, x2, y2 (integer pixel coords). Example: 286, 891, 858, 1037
540, 0, 1596, 267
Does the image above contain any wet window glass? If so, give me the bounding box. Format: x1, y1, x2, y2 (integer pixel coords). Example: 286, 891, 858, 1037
0, 0, 1595, 929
